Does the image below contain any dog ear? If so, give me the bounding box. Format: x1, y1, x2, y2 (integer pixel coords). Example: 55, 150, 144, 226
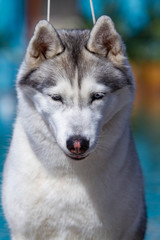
26, 20, 64, 66
87, 16, 126, 65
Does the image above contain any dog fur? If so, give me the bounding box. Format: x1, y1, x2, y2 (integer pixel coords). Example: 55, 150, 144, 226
2, 16, 146, 240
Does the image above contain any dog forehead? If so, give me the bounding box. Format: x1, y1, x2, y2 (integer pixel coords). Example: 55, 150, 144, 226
54, 30, 131, 90
32, 54, 125, 95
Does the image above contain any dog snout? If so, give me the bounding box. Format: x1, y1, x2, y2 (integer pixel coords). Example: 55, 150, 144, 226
66, 136, 89, 155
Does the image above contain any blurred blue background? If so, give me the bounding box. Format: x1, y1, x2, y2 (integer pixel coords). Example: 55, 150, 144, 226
0, 0, 160, 239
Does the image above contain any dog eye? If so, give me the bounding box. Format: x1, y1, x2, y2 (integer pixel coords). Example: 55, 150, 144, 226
91, 93, 105, 102
49, 95, 63, 102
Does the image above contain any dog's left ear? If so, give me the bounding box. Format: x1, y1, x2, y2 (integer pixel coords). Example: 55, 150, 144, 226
87, 16, 126, 65
26, 20, 64, 67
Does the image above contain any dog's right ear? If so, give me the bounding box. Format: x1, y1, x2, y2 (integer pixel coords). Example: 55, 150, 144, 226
25, 20, 64, 67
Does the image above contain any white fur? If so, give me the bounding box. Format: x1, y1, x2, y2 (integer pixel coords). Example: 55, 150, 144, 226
2, 73, 144, 240
2, 16, 145, 240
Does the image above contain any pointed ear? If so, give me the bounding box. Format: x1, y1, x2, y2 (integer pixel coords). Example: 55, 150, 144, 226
87, 16, 126, 65
26, 20, 64, 67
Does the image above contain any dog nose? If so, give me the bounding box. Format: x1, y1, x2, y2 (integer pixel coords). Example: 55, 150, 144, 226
66, 136, 89, 155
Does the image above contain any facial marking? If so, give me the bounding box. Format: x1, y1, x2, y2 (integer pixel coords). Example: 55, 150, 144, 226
97, 68, 131, 92
72, 68, 81, 106
80, 75, 110, 101
19, 67, 57, 93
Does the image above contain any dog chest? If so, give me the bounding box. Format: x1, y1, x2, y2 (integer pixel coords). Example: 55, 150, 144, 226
17, 175, 108, 239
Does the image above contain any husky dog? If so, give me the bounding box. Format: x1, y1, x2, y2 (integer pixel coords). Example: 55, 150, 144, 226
2, 16, 146, 240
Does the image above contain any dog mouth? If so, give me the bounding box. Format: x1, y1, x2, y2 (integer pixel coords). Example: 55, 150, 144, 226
65, 153, 89, 161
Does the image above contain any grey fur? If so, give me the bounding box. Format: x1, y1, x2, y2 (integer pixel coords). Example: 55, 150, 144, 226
19, 68, 56, 92
19, 29, 133, 93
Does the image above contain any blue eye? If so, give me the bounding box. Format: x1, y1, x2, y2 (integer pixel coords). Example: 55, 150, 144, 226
50, 95, 63, 102
91, 93, 105, 102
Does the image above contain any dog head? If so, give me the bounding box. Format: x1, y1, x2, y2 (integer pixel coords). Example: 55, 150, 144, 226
17, 16, 134, 160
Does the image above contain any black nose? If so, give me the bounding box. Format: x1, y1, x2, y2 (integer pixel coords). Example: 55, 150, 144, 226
66, 135, 89, 155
